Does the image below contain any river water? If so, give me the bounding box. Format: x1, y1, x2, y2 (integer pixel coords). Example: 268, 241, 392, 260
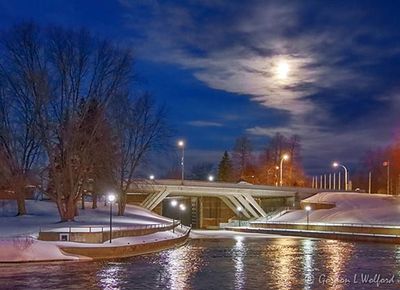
2, 235, 400, 289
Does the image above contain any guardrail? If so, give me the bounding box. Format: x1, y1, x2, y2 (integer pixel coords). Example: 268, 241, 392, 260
39, 221, 181, 243
250, 221, 400, 229
39, 222, 177, 233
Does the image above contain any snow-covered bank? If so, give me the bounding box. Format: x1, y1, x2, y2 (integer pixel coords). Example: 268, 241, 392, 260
0, 237, 82, 262
0, 227, 189, 263
0, 200, 187, 263
0, 200, 170, 237
271, 192, 400, 225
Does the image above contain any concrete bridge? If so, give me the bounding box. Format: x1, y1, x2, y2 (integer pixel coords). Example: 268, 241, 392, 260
127, 179, 322, 228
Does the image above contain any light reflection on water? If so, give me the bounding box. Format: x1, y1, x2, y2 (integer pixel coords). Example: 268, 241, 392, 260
3, 237, 400, 290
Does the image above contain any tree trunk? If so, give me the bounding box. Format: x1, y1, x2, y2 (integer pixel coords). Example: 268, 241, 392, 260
57, 197, 76, 222
16, 194, 27, 216
92, 192, 97, 209
81, 193, 85, 210
118, 192, 126, 216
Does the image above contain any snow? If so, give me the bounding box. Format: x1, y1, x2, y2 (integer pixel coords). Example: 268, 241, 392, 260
0, 237, 82, 262
0, 200, 171, 237
0, 199, 189, 263
269, 192, 400, 225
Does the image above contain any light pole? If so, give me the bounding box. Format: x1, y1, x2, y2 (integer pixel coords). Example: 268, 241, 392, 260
107, 193, 116, 243
179, 203, 186, 227
279, 154, 290, 187
305, 205, 311, 230
383, 161, 390, 195
333, 162, 349, 191
178, 140, 185, 185
237, 206, 242, 227
170, 199, 178, 232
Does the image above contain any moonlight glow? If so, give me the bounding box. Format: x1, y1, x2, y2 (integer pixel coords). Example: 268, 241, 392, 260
276, 60, 290, 79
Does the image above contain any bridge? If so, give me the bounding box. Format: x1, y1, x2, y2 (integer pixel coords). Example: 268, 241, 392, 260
127, 179, 322, 228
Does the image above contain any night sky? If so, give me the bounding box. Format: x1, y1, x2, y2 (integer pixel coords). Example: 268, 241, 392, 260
1, 0, 400, 175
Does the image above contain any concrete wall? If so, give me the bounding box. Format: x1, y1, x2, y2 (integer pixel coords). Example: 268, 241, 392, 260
59, 229, 190, 259
200, 197, 235, 229
250, 222, 400, 235
39, 223, 178, 243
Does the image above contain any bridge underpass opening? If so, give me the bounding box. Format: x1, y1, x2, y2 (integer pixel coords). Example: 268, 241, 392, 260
162, 197, 192, 227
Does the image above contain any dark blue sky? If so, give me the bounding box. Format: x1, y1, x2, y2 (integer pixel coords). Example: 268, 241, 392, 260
1, 0, 400, 175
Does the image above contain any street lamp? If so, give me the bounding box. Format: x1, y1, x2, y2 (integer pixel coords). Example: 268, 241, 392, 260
279, 154, 290, 187
149, 174, 155, 180
237, 206, 242, 227
178, 140, 185, 185
107, 193, 116, 243
305, 205, 311, 230
179, 203, 186, 227
333, 162, 349, 191
171, 199, 178, 207
208, 175, 214, 182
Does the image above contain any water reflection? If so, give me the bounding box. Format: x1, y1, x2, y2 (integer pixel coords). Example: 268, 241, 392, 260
233, 235, 246, 289
266, 239, 298, 290
320, 240, 354, 290
2, 238, 400, 290
161, 242, 205, 289
301, 239, 315, 290
98, 263, 122, 290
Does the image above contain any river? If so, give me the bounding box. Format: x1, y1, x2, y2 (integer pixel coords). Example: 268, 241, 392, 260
2, 234, 400, 289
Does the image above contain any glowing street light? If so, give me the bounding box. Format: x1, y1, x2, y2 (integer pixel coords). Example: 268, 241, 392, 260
208, 175, 214, 182
333, 162, 349, 191
178, 140, 185, 185
149, 174, 155, 180
171, 199, 178, 207
107, 193, 116, 243
279, 154, 290, 187
237, 206, 243, 227
305, 205, 312, 230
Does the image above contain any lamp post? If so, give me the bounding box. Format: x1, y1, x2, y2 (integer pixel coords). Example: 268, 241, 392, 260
178, 140, 185, 185
237, 206, 242, 227
333, 162, 349, 191
179, 203, 186, 227
279, 154, 290, 187
170, 199, 178, 232
107, 193, 116, 243
305, 205, 311, 230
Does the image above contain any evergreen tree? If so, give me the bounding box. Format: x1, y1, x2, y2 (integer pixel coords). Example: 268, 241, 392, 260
217, 151, 233, 182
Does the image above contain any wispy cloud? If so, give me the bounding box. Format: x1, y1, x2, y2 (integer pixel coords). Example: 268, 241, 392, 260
119, 0, 400, 171
187, 120, 223, 127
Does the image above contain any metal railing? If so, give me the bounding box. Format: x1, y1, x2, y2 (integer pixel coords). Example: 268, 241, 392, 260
39, 222, 179, 233
249, 220, 400, 229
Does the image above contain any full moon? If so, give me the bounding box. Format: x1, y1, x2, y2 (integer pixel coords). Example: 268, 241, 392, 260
276, 60, 290, 79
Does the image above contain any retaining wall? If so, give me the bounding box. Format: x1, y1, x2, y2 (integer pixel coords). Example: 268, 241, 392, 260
59, 229, 190, 259
39, 223, 178, 243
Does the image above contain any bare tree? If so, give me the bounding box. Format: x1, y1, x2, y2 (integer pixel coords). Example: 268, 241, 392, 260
111, 93, 169, 215
0, 35, 42, 215
0, 23, 133, 221
232, 136, 253, 179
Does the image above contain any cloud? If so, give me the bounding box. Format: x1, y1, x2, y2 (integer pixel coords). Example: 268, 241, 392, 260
119, 0, 400, 171
187, 120, 223, 127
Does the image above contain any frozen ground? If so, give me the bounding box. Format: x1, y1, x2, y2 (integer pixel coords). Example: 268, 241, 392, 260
0, 200, 171, 237
270, 192, 400, 225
